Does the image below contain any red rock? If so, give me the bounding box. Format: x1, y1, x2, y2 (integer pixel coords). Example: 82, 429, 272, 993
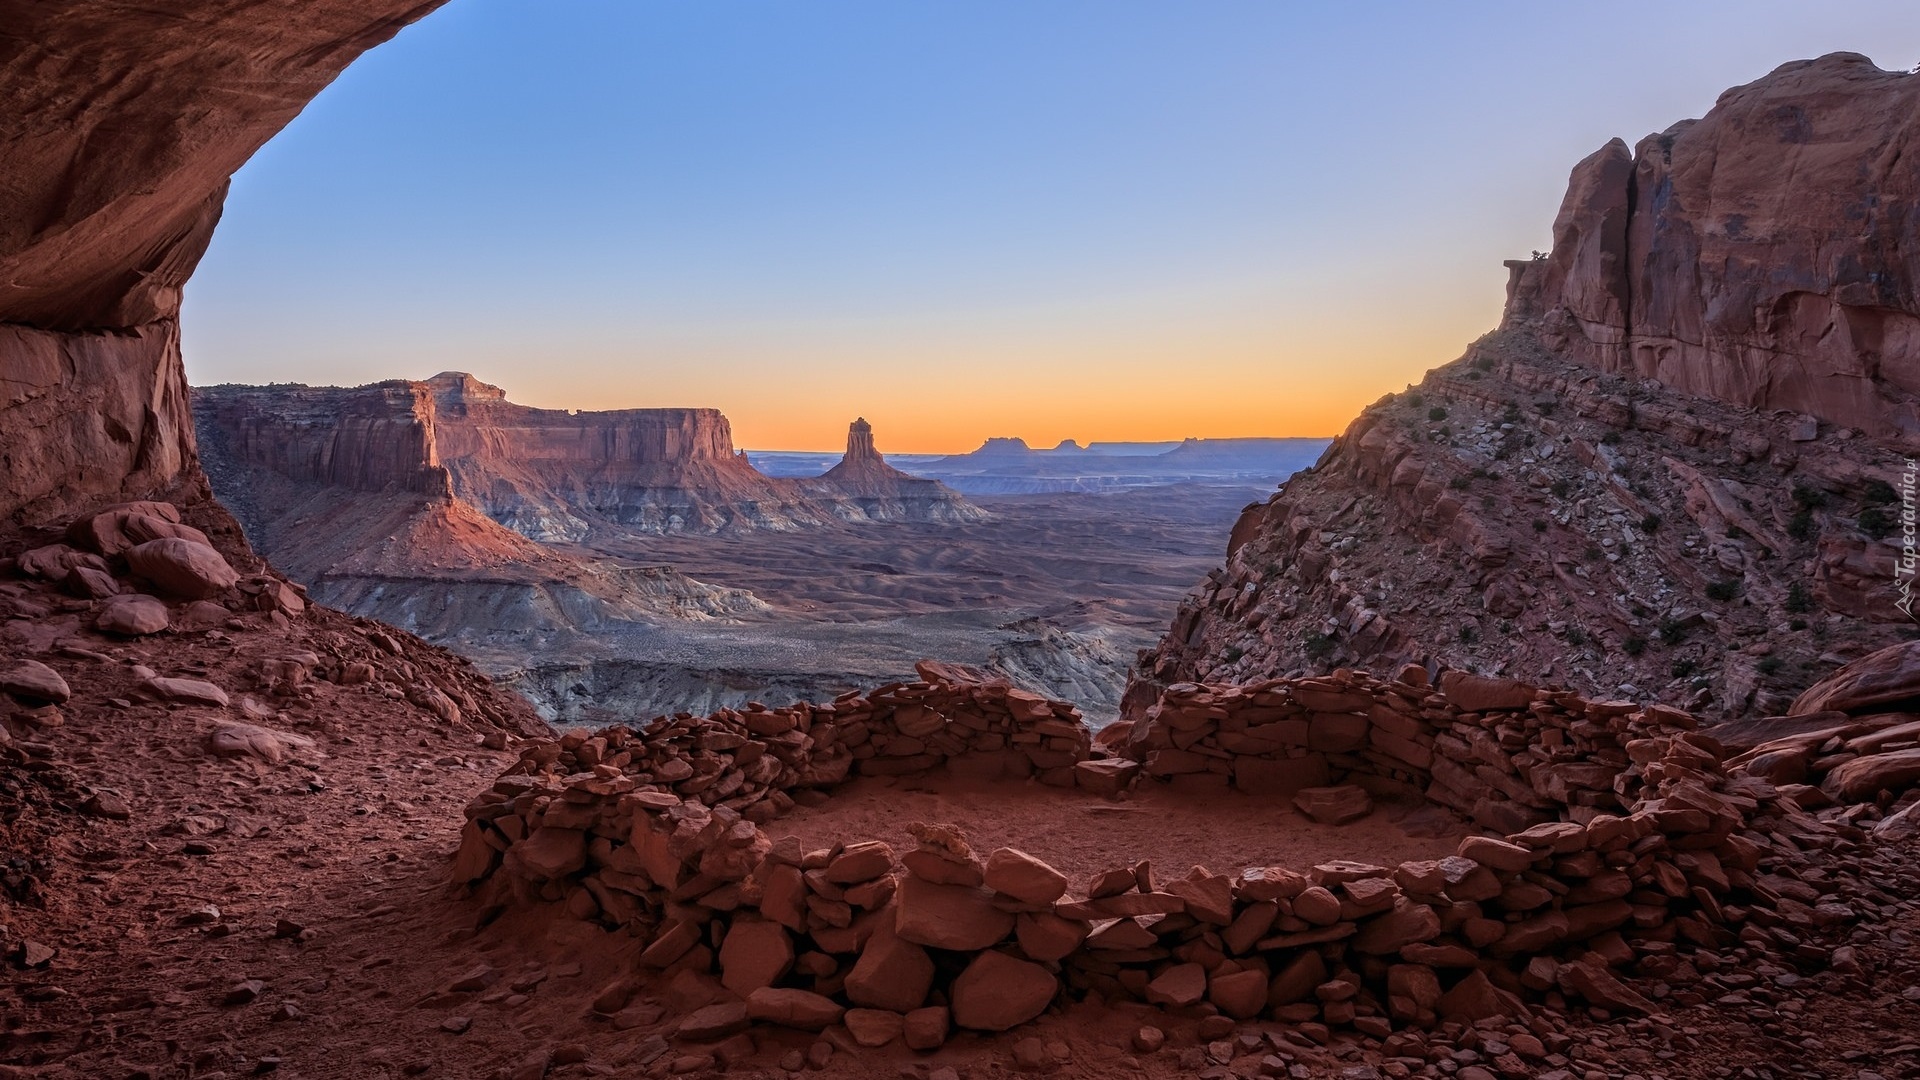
1207, 968, 1267, 1019
1352, 898, 1441, 954
902, 1006, 949, 1051
893, 875, 1014, 950
0, 659, 70, 704
1437, 969, 1509, 1021
1386, 963, 1442, 1022
842, 1008, 904, 1047
1291, 886, 1342, 926
1236, 866, 1310, 901
1822, 748, 1920, 800
124, 538, 238, 600
1438, 671, 1537, 711
900, 848, 984, 886
984, 847, 1069, 905
677, 1002, 750, 1041
1015, 912, 1087, 962
65, 565, 120, 599
1073, 758, 1139, 796
1793, 641, 1920, 715
144, 675, 229, 707
1555, 959, 1653, 1013
1144, 962, 1207, 1007
718, 919, 792, 996
205, 722, 314, 764
1457, 836, 1536, 873
1269, 951, 1328, 1006
95, 593, 169, 635
843, 916, 934, 1012
504, 827, 587, 881
950, 950, 1057, 1031
1292, 784, 1373, 825
824, 840, 894, 884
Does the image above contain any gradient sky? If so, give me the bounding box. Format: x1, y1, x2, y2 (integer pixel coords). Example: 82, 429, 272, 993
181, 1, 1920, 452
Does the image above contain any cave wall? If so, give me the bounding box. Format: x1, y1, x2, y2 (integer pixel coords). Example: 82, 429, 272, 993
0, 0, 450, 523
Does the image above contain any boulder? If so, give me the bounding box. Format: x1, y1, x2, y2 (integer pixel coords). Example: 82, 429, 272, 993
144, 675, 229, 707
893, 875, 1014, 950
1207, 968, 1268, 1019
1143, 962, 1207, 1007
0, 659, 70, 704
504, 827, 587, 880
844, 916, 935, 1012
676, 1002, 750, 1041
1438, 672, 1537, 711
824, 840, 895, 884
902, 1006, 950, 1051
746, 988, 843, 1031
983, 847, 1068, 905
949, 950, 1057, 1031
1014, 912, 1087, 962
1793, 641, 1920, 715
64, 565, 120, 599
95, 593, 168, 635
718, 919, 793, 996
1821, 748, 1920, 801
843, 1008, 904, 1047
124, 538, 239, 600
1293, 784, 1373, 824
205, 722, 315, 764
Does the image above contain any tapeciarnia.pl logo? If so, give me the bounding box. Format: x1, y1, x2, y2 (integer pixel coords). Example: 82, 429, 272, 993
1897, 457, 1917, 621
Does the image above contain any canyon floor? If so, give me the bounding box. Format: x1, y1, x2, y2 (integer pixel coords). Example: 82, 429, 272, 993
495, 485, 1263, 728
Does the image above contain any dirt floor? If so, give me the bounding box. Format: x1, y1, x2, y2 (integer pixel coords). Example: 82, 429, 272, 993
770, 774, 1466, 887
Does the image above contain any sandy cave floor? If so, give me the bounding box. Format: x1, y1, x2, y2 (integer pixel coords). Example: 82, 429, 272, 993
771, 774, 1466, 886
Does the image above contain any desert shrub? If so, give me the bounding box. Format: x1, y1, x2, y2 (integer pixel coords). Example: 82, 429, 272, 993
1860, 506, 1894, 539
1758, 655, 1783, 677
1551, 479, 1572, 498
1458, 625, 1478, 644
1657, 619, 1688, 645
1565, 626, 1587, 646
1448, 475, 1472, 491
1863, 479, 1897, 504
1670, 657, 1697, 678
1705, 580, 1739, 602
1222, 645, 1244, 663
1787, 510, 1817, 541
1532, 519, 1549, 532
1785, 581, 1812, 613
1622, 635, 1647, 656
1428, 407, 1449, 422
1303, 632, 1336, 659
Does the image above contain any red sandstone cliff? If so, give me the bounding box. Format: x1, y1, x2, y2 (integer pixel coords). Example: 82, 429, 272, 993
1133, 54, 1920, 720
1505, 53, 1920, 437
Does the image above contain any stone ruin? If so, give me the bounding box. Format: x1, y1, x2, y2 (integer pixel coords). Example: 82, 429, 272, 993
453, 660, 1881, 1059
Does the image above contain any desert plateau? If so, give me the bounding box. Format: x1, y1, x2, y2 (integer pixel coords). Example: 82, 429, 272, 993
2, 6, 1920, 1080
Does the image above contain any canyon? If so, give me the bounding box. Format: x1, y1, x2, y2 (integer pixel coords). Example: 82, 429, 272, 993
195, 374, 1246, 724
0, 8, 1917, 1079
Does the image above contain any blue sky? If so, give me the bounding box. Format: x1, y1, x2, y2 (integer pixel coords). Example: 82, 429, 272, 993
183, 1, 1920, 450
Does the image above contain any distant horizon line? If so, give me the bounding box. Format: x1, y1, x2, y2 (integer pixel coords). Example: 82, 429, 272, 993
746, 434, 1339, 456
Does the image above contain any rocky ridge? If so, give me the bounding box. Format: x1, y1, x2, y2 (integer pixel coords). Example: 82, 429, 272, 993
1133, 54, 1920, 720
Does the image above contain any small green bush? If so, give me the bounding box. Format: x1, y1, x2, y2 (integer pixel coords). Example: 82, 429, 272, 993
1705, 580, 1739, 602
1640, 513, 1662, 533
1757, 656, 1783, 677
1622, 636, 1647, 656
1861, 506, 1895, 539
1785, 581, 1812, 614
1428, 407, 1449, 422
1863, 479, 1897, 505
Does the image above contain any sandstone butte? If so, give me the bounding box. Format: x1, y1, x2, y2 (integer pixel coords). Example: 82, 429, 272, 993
0, 7, 1918, 1078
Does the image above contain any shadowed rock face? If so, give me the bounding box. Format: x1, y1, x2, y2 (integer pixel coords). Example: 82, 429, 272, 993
1506, 53, 1920, 437
1134, 55, 1920, 721
0, 0, 448, 523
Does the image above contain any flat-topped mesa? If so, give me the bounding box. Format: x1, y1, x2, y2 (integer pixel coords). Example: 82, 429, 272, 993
195, 381, 451, 497
1503, 52, 1920, 437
